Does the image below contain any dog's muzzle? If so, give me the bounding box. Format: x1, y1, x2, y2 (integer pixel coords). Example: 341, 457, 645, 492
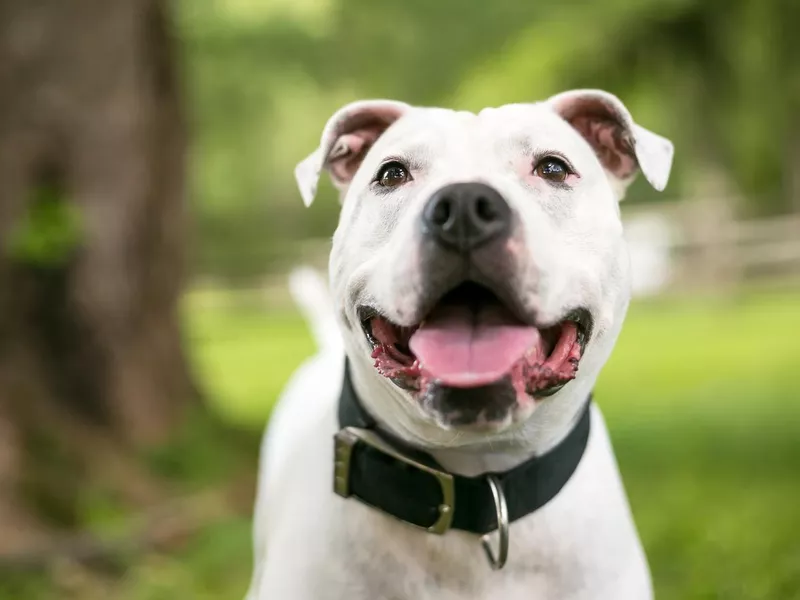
421, 182, 511, 253
359, 181, 591, 423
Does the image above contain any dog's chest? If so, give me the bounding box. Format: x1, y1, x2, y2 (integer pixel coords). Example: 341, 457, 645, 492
262, 471, 642, 600
302, 517, 574, 600
299, 518, 621, 600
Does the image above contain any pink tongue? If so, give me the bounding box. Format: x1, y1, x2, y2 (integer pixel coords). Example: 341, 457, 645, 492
408, 304, 541, 388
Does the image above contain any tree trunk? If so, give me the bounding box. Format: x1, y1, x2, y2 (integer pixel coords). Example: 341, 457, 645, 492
0, 0, 197, 554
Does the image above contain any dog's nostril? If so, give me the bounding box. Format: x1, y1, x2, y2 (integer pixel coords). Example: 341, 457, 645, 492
475, 196, 499, 222
422, 182, 510, 252
430, 197, 452, 226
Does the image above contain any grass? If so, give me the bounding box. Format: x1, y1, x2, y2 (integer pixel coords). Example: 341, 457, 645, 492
3, 288, 799, 599
598, 292, 800, 599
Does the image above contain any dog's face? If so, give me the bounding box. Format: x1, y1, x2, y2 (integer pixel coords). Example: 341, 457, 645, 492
297, 91, 673, 450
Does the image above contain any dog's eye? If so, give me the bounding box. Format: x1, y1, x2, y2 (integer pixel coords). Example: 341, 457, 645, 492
376, 162, 411, 188
534, 157, 571, 183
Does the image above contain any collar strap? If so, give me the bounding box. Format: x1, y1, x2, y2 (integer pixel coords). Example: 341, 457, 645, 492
334, 360, 592, 536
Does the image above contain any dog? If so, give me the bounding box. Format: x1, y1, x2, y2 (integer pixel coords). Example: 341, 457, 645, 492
247, 90, 673, 600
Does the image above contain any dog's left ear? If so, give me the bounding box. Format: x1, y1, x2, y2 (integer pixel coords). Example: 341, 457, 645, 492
547, 89, 674, 199
295, 99, 411, 207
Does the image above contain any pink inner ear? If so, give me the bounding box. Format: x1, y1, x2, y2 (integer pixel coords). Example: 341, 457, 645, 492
326, 108, 403, 184
328, 132, 373, 183
569, 115, 638, 180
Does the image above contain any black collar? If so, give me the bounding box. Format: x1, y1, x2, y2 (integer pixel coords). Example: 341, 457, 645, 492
334, 360, 592, 536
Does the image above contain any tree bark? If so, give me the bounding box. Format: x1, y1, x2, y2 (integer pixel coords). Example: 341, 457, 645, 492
0, 0, 197, 552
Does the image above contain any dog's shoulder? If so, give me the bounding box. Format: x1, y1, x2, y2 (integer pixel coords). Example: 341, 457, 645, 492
262, 349, 344, 478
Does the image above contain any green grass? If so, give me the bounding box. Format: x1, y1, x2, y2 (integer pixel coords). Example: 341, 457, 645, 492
4, 289, 798, 599
185, 294, 314, 427
597, 292, 800, 599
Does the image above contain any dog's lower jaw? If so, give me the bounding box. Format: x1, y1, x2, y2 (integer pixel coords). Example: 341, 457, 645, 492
428, 375, 598, 476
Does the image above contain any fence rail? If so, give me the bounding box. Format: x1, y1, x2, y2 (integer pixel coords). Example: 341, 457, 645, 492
624, 200, 800, 295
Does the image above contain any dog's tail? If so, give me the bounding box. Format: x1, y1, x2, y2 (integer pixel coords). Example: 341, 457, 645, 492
288, 266, 341, 353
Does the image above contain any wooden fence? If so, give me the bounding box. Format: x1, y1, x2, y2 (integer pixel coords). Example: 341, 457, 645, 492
623, 199, 800, 295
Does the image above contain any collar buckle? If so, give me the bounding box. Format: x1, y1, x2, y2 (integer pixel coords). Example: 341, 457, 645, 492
334, 427, 455, 534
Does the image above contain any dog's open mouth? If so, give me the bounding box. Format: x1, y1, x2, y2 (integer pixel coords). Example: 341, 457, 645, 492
359, 282, 592, 399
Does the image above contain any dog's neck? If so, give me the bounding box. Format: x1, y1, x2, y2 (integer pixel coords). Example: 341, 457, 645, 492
346, 351, 594, 477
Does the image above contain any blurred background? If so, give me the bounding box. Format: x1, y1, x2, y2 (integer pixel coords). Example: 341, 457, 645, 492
0, 0, 798, 598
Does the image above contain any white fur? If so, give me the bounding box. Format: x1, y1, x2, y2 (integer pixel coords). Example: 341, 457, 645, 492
248, 90, 673, 599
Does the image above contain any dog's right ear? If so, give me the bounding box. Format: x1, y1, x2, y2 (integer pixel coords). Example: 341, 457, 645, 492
295, 100, 411, 207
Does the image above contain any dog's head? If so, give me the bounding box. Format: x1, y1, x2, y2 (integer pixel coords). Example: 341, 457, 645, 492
296, 91, 673, 451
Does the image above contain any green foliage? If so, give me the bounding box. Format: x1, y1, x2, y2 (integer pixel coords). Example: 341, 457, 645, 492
176, 0, 800, 280
6, 185, 82, 267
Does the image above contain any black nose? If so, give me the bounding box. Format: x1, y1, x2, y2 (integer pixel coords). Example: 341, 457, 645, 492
421, 183, 511, 253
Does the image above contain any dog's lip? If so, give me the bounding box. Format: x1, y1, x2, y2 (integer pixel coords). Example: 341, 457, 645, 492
357, 304, 593, 352
357, 306, 381, 346
559, 307, 593, 351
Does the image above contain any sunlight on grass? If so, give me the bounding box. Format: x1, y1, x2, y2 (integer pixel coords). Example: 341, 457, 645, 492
186, 305, 313, 427
598, 291, 800, 416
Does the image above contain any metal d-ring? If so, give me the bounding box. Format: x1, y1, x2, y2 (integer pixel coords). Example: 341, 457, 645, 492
480, 475, 509, 570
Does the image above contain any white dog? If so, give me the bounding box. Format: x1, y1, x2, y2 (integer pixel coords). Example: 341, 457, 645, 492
247, 90, 673, 600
